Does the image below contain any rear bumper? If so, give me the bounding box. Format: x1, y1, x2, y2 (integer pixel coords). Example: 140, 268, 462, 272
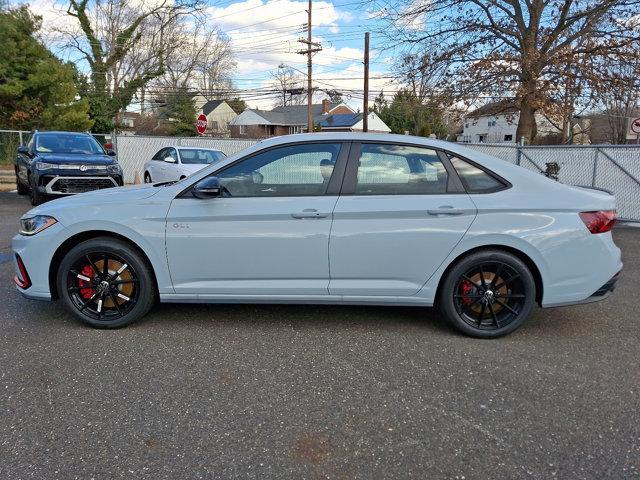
543, 270, 621, 308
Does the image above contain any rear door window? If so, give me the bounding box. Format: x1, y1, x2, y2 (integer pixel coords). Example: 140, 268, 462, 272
354, 143, 448, 195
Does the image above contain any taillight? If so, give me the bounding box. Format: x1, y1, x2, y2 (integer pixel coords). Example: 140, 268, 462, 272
579, 210, 617, 234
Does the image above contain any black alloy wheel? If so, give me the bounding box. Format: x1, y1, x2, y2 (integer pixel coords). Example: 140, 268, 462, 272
144, 172, 152, 183
28, 175, 44, 206
57, 237, 156, 328
438, 250, 535, 338
16, 169, 28, 195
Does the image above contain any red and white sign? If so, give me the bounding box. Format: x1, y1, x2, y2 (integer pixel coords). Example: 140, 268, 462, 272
196, 114, 208, 135
630, 117, 640, 135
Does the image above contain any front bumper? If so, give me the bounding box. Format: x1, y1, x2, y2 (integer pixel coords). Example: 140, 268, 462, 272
11, 222, 67, 301
34, 170, 123, 196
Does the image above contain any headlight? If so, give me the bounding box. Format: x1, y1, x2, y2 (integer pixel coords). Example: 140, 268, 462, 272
107, 163, 122, 175
19, 215, 57, 236
35, 162, 57, 170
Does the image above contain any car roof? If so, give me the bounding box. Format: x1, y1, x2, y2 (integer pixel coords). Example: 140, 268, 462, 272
176, 147, 224, 152
256, 132, 458, 150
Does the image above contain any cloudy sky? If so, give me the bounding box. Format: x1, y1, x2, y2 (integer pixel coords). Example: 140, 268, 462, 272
23, 0, 401, 110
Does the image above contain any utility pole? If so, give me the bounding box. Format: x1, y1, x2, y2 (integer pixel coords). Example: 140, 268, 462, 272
297, 0, 321, 132
363, 32, 370, 132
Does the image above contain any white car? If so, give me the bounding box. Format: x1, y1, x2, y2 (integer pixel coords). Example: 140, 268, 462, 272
12, 133, 622, 337
143, 147, 225, 183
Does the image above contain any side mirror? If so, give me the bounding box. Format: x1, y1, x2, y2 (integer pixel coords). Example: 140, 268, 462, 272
17, 145, 29, 155
192, 176, 221, 199
106, 149, 117, 157
164, 156, 176, 163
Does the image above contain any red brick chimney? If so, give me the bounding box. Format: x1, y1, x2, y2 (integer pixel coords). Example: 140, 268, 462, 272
322, 99, 331, 114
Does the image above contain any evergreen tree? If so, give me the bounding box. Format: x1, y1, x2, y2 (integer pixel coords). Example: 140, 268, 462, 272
0, 5, 92, 131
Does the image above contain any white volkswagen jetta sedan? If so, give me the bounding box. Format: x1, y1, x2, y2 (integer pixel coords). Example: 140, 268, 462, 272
12, 133, 622, 337
143, 146, 226, 183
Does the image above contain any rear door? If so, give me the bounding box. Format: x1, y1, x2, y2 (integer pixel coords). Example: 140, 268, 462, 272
328, 142, 477, 297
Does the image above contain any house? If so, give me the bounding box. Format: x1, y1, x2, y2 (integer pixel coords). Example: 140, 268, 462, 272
318, 112, 391, 133
230, 100, 390, 138
458, 100, 563, 143
197, 100, 238, 136
115, 111, 140, 134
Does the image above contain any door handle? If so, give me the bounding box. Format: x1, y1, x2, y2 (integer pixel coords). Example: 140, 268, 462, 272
427, 206, 465, 216
291, 209, 330, 219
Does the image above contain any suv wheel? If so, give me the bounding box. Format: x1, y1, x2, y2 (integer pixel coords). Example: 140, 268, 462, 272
16, 169, 28, 195
28, 175, 45, 205
57, 237, 156, 328
144, 172, 152, 183
438, 250, 536, 338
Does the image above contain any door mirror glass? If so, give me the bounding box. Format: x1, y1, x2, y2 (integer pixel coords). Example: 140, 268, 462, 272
164, 156, 176, 163
192, 176, 221, 199
17, 145, 29, 155
106, 149, 117, 157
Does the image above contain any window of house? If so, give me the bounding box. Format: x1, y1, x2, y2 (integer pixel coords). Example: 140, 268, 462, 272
488, 120, 496, 127
504, 134, 513, 141
239, 125, 247, 135
354, 144, 448, 195
449, 156, 506, 193
216, 143, 341, 197
211, 120, 219, 131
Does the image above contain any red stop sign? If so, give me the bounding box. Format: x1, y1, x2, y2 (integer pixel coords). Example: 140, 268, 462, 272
196, 114, 208, 135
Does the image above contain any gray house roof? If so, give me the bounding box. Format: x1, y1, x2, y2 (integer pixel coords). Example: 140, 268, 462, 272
201, 100, 226, 115
271, 103, 343, 124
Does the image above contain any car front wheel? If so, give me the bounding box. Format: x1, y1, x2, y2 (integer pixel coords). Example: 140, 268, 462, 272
28, 175, 45, 205
16, 169, 28, 195
438, 250, 536, 338
57, 237, 156, 328
144, 172, 152, 183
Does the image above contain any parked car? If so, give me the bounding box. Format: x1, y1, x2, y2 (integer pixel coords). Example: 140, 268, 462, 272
143, 147, 226, 183
14, 131, 123, 206
12, 133, 622, 337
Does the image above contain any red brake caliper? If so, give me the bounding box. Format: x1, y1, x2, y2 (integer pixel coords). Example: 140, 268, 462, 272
78, 265, 95, 299
459, 280, 474, 305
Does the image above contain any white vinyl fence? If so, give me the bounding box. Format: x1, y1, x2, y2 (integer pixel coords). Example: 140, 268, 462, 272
114, 135, 256, 183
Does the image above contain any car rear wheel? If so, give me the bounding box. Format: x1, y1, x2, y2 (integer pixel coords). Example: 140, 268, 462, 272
16, 170, 28, 195
57, 237, 156, 328
144, 172, 152, 183
438, 250, 535, 338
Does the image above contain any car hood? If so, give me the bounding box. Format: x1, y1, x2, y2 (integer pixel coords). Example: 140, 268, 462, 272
23, 184, 163, 220
37, 153, 115, 165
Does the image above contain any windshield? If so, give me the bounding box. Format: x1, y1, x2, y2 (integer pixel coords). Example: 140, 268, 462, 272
179, 149, 225, 165
35, 133, 105, 155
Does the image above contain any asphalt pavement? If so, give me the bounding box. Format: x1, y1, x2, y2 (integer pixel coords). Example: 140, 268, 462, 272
0, 192, 638, 479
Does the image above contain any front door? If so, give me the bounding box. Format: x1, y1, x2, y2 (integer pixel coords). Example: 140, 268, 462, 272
329, 142, 477, 297
165, 142, 347, 296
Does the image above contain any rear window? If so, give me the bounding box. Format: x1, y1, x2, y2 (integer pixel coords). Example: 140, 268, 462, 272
449, 156, 506, 193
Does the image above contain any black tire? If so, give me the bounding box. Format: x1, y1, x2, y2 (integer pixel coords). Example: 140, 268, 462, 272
16, 170, 28, 195
56, 237, 156, 328
28, 174, 45, 205
144, 172, 152, 183
437, 250, 536, 338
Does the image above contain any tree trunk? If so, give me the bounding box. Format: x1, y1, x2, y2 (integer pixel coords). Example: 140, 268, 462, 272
516, 102, 537, 144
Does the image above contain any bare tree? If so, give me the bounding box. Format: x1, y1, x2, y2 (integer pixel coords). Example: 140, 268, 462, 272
380, 0, 640, 143
59, 0, 205, 131
591, 43, 640, 143
270, 66, 306, 107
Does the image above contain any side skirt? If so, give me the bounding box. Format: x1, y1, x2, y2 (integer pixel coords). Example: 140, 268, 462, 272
159, 293, 433, 307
